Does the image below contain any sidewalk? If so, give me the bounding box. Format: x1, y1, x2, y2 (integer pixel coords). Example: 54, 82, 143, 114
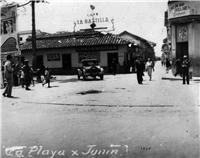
161, 69, 200, 81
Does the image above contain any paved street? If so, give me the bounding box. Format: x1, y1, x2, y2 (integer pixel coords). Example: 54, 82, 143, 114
1, 61, 199, 158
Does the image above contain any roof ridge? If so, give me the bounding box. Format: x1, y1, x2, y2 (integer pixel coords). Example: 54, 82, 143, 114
20, 32, 128, 51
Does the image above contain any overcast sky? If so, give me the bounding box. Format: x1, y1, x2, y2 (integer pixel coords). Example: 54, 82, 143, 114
3, 0, 169, 56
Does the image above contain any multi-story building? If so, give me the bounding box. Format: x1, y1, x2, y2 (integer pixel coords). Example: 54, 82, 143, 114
166, 0, 200, 77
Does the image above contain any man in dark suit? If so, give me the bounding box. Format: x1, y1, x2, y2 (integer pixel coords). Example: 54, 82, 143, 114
23, 59, 31, 90
182, 55, 190, 85
135, 56, 144, 84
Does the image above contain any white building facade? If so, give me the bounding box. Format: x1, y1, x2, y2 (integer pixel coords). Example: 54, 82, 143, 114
168, 1, 200, 77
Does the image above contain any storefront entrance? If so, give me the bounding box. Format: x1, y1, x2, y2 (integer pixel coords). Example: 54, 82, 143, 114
176, 42, 188, 61
62, 54, 71, 70
107, 53, 118, 73
37, 55, 44, 68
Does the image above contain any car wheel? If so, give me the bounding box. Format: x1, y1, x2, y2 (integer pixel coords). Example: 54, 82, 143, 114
100, 75, 104, 80
90, 66, 98, 76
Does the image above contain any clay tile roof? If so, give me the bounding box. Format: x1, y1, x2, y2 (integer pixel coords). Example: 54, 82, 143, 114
20, 32, 128, 51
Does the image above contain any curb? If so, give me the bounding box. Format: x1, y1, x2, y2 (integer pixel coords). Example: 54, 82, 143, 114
162, 77, 200, 81
161, 77, 182, 80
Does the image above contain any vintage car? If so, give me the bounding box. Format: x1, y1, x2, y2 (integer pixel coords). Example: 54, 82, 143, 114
77, 59, 104, 80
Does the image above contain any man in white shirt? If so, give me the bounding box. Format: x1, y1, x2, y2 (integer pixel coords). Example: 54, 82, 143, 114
2, 55, 14, 97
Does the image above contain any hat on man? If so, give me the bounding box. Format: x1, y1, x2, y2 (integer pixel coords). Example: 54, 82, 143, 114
183, 55, 187, 58
6, 55, 12, 60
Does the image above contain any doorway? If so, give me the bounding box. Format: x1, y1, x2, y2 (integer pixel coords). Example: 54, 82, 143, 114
37, 55, 44, 68
107, 53, 118, 73
62, 54, 71, 70
176, 42, 188, 61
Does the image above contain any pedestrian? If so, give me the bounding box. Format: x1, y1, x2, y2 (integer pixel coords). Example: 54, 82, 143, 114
174, 58, 182, 77
123, 60, 128, 73
2, 55, 14, 97
152, 59, 155, 71
166, 58, 171, 73
182, 55, 190, 85
19, 69, 25, 88
111, 58, 117, 75
22, 59, 31, 90
145, 58, 153, 81
135, 56, 144, 84
42, 67, 51, 88
29, 66, 35, 86
38, 65, 45, 83
13, 58, 20, 86
1, 60, 5, 89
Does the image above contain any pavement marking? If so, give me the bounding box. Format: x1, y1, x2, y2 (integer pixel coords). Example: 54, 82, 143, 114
23, 102, 175, 107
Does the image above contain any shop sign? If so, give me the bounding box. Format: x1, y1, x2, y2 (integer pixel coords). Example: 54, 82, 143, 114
76, 12, 110, 25
168, 1, 200, 19
78, 52, 100, 63
167, 26, 172, 43
76, 45, 118, 52
76, 17, 110, 25
47, 53, 60, 61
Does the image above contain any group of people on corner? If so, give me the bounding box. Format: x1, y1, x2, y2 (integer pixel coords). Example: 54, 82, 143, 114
174, 55, 190, 85
2, 55, 51, 98
162, 55, 190, 85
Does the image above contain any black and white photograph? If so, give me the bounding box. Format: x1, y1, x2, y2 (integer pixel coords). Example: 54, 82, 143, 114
1, 0, 200, 158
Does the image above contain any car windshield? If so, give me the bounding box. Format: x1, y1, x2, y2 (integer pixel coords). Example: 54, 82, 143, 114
83, 60, 98, 66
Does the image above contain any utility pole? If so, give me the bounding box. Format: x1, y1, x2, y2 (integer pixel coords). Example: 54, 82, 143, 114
31, 0, 37, 70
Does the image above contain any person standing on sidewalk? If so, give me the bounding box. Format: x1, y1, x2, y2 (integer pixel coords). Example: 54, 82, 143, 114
2, 55, 14, 97
174, 58, 182, 77
135, 56, 144, 84
29, 65, 35, 87
182, 55, 190, 85
145, 58, 153, 81
111, 58, 117, 75
19, 69, 25, 88
22, 59, 31, 90
13, 57, 20, 86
